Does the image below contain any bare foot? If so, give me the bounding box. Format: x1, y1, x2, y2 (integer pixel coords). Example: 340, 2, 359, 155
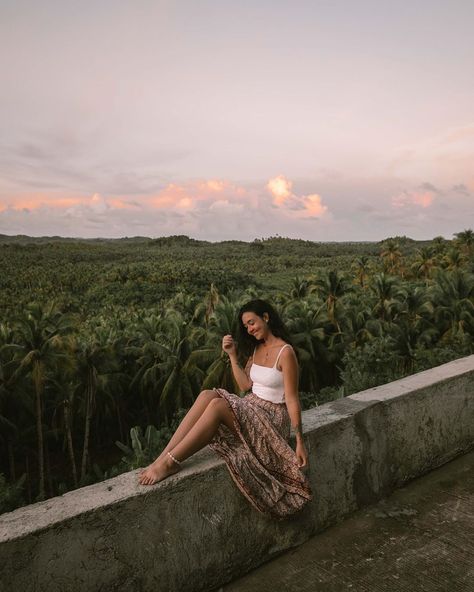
138, 455, 181, 485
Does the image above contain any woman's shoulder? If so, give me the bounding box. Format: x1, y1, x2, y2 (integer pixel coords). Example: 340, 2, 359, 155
276, 343, 297, 371
279, 342, 295, 355
278, 342, 297, 362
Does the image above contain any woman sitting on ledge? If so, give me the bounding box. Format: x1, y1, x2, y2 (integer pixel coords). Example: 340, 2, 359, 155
138, 299, 312, 519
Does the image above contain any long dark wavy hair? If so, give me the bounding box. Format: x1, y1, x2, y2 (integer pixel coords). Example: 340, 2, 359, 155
236, 299, 295, 362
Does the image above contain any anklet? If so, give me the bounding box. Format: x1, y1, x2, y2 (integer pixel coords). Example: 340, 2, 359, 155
167, 451, 181, 466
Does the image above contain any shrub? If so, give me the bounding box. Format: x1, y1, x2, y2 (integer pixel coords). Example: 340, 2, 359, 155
0, 473, 26, 514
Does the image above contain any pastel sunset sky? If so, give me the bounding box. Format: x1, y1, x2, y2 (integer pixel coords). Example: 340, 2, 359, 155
1, 0, 473, 241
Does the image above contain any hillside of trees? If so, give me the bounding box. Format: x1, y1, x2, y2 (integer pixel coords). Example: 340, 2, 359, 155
0, 230, 473, 514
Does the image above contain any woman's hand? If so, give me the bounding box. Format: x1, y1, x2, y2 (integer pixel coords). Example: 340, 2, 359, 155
296, 440, 309, 470
222, 334, 237, 357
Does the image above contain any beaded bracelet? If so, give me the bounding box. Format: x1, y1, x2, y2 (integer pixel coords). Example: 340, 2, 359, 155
167, 451, 181, 465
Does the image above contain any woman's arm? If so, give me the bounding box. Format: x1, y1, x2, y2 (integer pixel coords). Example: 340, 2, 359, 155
280, 346, 308, 467
222, 334, 253, 392
229, 354, 253, 392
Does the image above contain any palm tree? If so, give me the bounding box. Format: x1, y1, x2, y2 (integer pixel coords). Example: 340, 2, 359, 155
352, 256, 371, 288
380, 239, 403, 276
400, 285, 434, 328
287, 276, 311, 300
431, 269, 474, 340
185, 296, 242, 394
411, 247, 436, 281
386, 321, 419, 374
167, 291, 201, 323
454, 229, 474, 257
385, 284, 439, 375
131, 310, 199, 425
192, 283, 220, 326
55, 380, 78, 487
432, 236, 447, 257
75, 330, 119, 483
370, 273, 405, 323
443, 248, 465, 270
343, 303, 381, 348
284, 299, 331, 393
9, 303, 74, 500
310, 270, 352, 333
127, 311, 166, 425
0, 323, 23, 482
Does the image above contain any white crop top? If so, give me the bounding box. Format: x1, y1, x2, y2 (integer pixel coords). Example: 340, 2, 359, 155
249, 344, 292, 403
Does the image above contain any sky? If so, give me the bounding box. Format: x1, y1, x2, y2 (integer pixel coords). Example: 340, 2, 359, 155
0, 0, 473, 242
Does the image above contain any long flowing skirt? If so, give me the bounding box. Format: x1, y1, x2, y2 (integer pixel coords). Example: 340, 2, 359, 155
208, 387, 312, 520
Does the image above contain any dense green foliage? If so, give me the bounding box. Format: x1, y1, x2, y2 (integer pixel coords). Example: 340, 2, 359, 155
0, 230, 473, 513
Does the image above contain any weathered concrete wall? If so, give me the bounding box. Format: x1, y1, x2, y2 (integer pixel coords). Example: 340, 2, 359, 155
1, 355, 473, 592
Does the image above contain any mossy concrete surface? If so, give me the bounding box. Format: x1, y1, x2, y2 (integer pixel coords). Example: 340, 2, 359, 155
0, 355, 473, 592
223, 446, 474, 591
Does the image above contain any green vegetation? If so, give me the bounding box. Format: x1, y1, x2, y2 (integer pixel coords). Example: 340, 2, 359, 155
0, 230, 473, 513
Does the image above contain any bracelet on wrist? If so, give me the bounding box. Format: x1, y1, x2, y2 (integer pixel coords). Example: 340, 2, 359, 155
291, 424, 303, 437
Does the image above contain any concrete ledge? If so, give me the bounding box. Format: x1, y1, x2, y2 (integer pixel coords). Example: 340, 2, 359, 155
1, 355, 474, 591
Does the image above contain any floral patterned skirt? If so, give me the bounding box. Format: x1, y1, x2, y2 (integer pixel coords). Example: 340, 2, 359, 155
208, 388, 312, 520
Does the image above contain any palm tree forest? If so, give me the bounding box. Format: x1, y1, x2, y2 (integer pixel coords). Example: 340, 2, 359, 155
1, 229, 473, 514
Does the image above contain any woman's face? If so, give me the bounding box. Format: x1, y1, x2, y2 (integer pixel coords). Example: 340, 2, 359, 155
241, 311, 269, 340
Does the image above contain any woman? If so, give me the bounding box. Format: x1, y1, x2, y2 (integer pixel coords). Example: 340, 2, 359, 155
138, 299, 312, 519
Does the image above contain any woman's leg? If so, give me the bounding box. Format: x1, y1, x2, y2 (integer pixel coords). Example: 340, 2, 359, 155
149, 389, 220, 463
139, 397, 237, 485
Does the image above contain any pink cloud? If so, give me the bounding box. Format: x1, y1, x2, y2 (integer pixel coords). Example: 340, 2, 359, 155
199, 180, 226, 192
266, 175, 328, 218
303, 194, 328, 217
0, 194, 88, 212
267, 175, 292, 205
149, 179, 253, 211
0, 177, 329, 225
392, 190, 435, 209
0, 192, 144, 214
108, 198, 142, 210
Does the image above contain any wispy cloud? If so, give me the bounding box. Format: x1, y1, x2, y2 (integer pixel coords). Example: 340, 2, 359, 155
442, 124, 474, 144
386, 122, 474, 185
391, 186, 436, 209
452, 183, 470, 196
